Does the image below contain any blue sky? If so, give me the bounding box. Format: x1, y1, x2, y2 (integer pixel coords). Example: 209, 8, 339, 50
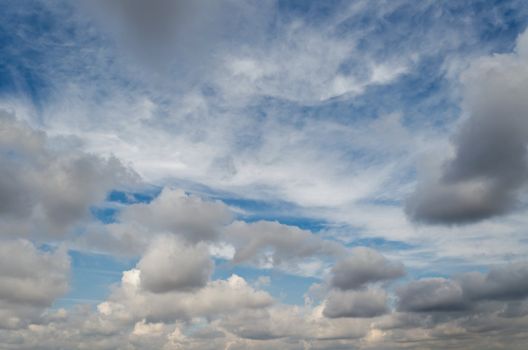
2, 1, 528, 349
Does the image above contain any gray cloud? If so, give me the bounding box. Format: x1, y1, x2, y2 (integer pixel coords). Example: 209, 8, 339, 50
120, 188, 232, 243
397, 262, 528, 313
396, 278, 467, 313
137, 235, 213, 293
323, 289, 388, 318
225, 220, 347, 272
459, 262, 528, 301
406, 30, 528, 224
0, 239, 69, 329
0, 111, 137, 237
329, 247, 405, 290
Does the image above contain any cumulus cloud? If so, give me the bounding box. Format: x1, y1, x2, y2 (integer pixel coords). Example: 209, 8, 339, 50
323, 288, 388, 318
0, 239, 69, 329
396, 278, 467, 313
407, 29, 528, 224
4, 2, 528, 349
137, 235, 213, 293
120, 188, 232, 243
329, 247, 405, 290
2, 260, 528, 349
0, 111, 136, 237
459, 262, 528, 301
397, 262, 528, 313
98, 269, 272, 323
225, 220, 346, 273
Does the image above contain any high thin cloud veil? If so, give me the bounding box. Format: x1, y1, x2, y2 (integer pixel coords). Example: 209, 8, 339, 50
2, 0, 528, 349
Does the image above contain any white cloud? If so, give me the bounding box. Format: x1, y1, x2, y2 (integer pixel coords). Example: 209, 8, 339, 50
98, 272, 273, 323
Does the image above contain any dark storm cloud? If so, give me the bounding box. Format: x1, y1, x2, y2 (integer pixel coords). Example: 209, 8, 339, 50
406, 31, 528, 224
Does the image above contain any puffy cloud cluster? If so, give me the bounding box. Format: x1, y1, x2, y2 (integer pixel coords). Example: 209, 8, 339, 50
397, 262, 528, 313
79, 189, 349, 277
323, 288, 389, 318
120, 188, 232, 243
320, 248, 404, 319
0, 239, 69, 329
329, 247, 405, 290
1, 243, 528, 349
225, 220, 346, 272
407, 30, 528, 224
0, 110, 136, 237
136, 236, 213, 293
98, 270, 273, 324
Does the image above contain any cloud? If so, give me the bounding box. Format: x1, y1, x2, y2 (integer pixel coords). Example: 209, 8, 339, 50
396, 278, 467, 313
407, 29, 528, 224
120, 188, 232, 243
2, 260, 528, 349
86, 0, 211, 67
323, 288, 388, 318
329, 247, 405, 290
459, 262, 528, 301
137, 235, 213, 293
0, 110, 137, 237
225, 220, 346, 272
0, 239, 69, 329
99, 271, 273, 323
397, 262, 528, 313
3, 1, 528, 349
85, 0, 274, 77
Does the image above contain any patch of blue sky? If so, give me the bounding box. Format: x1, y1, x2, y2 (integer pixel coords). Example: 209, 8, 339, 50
469, 0, 528, 50
90, 206, 119, 225
53, 250, 137, 309
90, 188, 162, 223
104, 183, 330, 234
213, 261, 319, 305
106, 188, 161, 205
277, 0, 346, 21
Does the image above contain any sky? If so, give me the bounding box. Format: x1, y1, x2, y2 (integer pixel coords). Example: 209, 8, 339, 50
1, 0, 528, 349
